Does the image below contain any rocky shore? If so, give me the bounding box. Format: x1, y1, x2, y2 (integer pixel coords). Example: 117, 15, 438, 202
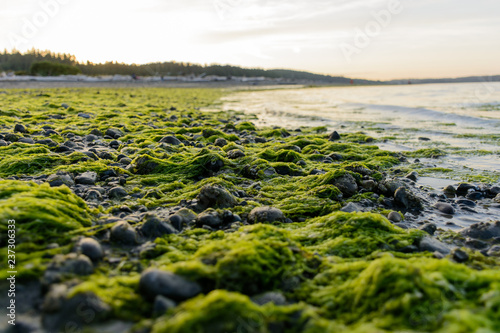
0, 88, 499, 333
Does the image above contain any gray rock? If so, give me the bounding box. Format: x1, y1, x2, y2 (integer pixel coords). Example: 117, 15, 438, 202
42, 292, 110, 332
387, 211, 402, 223
105, 128, 124, 139
340, 202, 363, 213
78, 238, 103, 262
78, 113, 92, 119
443, 185, 456, 197
75, 171, 97, 185
227, 149, 245, 159
487, 245, 500, 257
90, 129, 103, 136
452, 248, 469, 263
47, 173, 74, 187
140, 215, 177, 238
36, 138, 58, 147
4, 133, 20, 142
86, 189, 102, 201
196, 185, 238, 209
61, 103, 70, 109
328, 131, 341, 141
434, 202, 455, 215
110, 221, 137, 245
332, 173, 358, 197
108, 186, 128, 200
248, 206, 285, 224
119, 157, 132, 165
134, 155, 159, 175
405, 171, 419, 181
47, 253, 94, 276
18, 137, 35, 144
489, 186, 500, 196
251, 292, 287, 306
394, 187, 410, 208
0, 139, 8, 146
196, 209, 222, 228
153, 295, 176, 317
139, 269, 202, 301
460, 221, 500, 240
14, 123, 27, 133
419, 236, 451, 255
420, 223, 437, 235
214, 138, 228, 147
494, 194, 500, 203
85, 134, 98, 142
159, 135, 181, 145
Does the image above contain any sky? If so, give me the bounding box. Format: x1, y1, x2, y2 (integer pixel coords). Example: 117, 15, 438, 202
1, 0, 500, 80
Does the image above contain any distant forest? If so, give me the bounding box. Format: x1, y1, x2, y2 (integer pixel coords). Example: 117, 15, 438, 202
0, 49, 378, 84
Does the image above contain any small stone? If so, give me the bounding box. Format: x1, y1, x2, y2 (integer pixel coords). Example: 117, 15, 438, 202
108, 186, 128, 200
214, 138, 228, 147
340, 202, 363, 213
332, 173, 358, 197
61, 103, 70, 109
78, 113, 91, 119
4, 133, 20, 142
75, 171, 97, 185
494, 194, 500, 203
420, 223, 437, 235
419, 236, 451, 255
487, 245, 500, 257
90, 129, 103, 136
489, 186, 500, 196
14, 123, 27, 133
466, 191, 483, 201
328, 131, 341, 141
227, 149, 245, 159
196, 185, 238, 209
140, 215, 177, 238
433, 202, 455, 215
86, 189, 102, 201
18, 137, 35, 144
110, 221, 137, 245
85, 134, 98, 142
443, 185, 456, 197
460, 221, 500, 240
251, 292, 287, 306
394, 187, 410, 208
418, 137, 431, 141
405, 171, 419, 181
196, 209, 223, 228
78, 238, 103, 262
0, 139, 8, 146
47, 253, 94, 276
47, 173, 75, 187
153, 295, 176, 317
452, 248, 469, 263
105, 128, 124, 139
139, 269, 202, 301
169, 214, 184, 231
456, 183, 477, 195
248, 206, 285, 224
159, 135, 181, 145
387, 211, 402, 223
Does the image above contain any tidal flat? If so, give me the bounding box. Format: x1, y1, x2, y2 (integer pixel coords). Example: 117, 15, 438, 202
0, 87, 499, 333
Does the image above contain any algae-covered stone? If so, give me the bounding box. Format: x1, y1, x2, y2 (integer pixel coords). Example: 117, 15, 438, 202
196, 185, 237, 209
47, 173, 75, 187
332, 173, 358, 197
196, 208, 222, 228
139, 269, 202, 301
47, 253, 94, 276
251, 291, 287, 306
160, 135, 182, 145
108, 186, 128, 200
105, 128, 124, 139
248, 206, 285, 224
227, 149, 245, 159
140, 215, 177, 238
75, 171, 97, 185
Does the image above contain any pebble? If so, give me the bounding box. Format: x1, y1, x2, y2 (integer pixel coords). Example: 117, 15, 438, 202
248, 206, 285, 224
78, 237, 103, 262
159, 135, 181, 145
340, 202, 363, 213
14, 123, 27, 133
110, 221, 137, 245
140, 215, 177, 238
105, 128, 124, 139
387, 211, 402, 222
333, 173, 358, 197
214, 137, 228, 147
139, 269, 202, 301
328, 131, 341, 141
452, 248, 469, 263
75, 171, 98, 185
196, 209, 223, 228
251, 292, 287, 306
108, 186, 128, 200
405, 171, 418, 181
443, 185, 456, 197
433, 202, 455, 215
86, 189, 103, 201
466, 191, 483, 201
47, 173, 74, 187
419, 223, 437, 236
227, 149, 245, 159
153, 295, 176, 317
419, 236, 451, 255
18, 137, 35, 144
196, 185, 238, 209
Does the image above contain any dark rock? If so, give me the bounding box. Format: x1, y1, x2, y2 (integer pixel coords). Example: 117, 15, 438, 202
139, 269, 201, 301
153, 295, 176, 317
460, 221, 500, 240
452, 248, 469, 263
36, 138, 57, 147
14, 124, 27, 133
75, 171, 97, 185
134, 155, 159, 174
196, 209, 222, 228
196, 185, 238, 209
0, 139, 8, 146
387, 211, 402, 222
18, 137, 35, 144
464, 238, 488, 250
85, 134, 98, 142
420, 223, 437, 235
489, 186, 500, 196
86, 189, 102, 201
457, 199, 476, 207
47, 253, 93, 276
108, 186, 128, 200
214, 138, 228, 147
405, 171, 418, 181
251, 292, 287, 306
340, 202, 363, 213
42, 292, 110, 332
5, 133, 20, 142
248, 206, 285, 224
105, 128, 124, 139
328, 131, 341, 141
100, 169, 118, 180
78, 113, 91, 119
109, 140, 121, 149
90, 129, 103, 136
419, 236, 451, 255
227, 149, 245, 159
456, 183, 477, 195
433, 202, 455, 215
466, 191, 483, 201
140, 215, 177, 238
110, 221, 137, 245
332, 173, 358, 197
169, 214, 184, 231
254, 137, 267, 143
418, 137, 431, 141
78, 238, 103, 262
487, 245, 500, 257
159, 135, 181, 145
47, 173, 74, 187
61, 103, 70, 109
443, 185, 456, 197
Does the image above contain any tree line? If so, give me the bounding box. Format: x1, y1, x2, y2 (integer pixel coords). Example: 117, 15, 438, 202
0, 49, 375, 84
